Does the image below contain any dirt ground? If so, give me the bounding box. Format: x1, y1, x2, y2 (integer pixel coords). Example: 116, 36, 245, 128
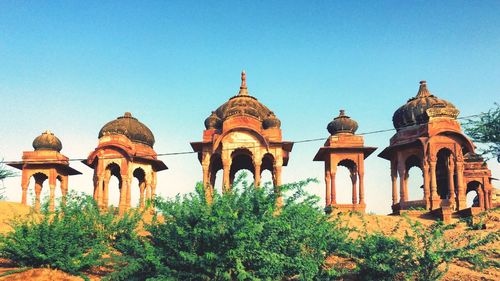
0, 202, 498, 280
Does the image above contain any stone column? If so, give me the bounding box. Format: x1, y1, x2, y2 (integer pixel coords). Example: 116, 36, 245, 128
34, 180, 43, 212
350, 170, 358, 204
359, 171, 365, 205
49, 183, 56, 212
139, 181, 146, 208
325, 164, 331, 207
391, 162, 398, 205
118, 176, 128, 214
447, 158, 455, 206
96, 176, 104, 209
21, 174, 29, 205
202, 164, 211, 202
126, 177, 132, 209
274, 161, 283, 207
403, 172, 409, 203
455, 162, 466, 210
478, 189, 484, 209
430, 161, 440, 209
61, 177, 68, 206
254, 163, 261, 188
222, 159, 231, 193
331, 171, 337, 205
398, 164, 406, 203
422, 161, 430, 209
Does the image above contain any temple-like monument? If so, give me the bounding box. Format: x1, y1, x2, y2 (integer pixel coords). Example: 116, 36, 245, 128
8, 130, 81, 211
83, 112, 167, 214
191, 71, 293, 203
378, 81, 494, 220
314, 110, 376, 213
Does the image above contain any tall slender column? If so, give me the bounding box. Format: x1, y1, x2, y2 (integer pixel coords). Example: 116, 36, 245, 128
61, 177, 68, 206
447, 158, 455, 206
330, 171, 336, 205
478, 189, 484, 209
359, 171, 365, 205
96, 176, 104, 209
118, 176, 128, 214
126, 177, 132, 209
139, 181, 146, 208
21, 174, 29, 205
422, 161, 430, 209
325, 163, 331, 206
398, 164, 406, 203
254, 163, 261, 188
49, 184, 56, 212
430, 161, 439, 209
202, 165, 210, 200
152, 172, 157, 201
34, 180, 43, 212
403, 173, 409, 202
455, 162, 466, 210
391, 162, 398, 205
103, 179, 109, 207
351, 170, 358, 204
274, 162, 283, 207
222, 159, 231, 193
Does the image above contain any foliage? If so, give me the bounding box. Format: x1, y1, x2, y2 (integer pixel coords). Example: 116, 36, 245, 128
351, 217, 499, 281
108, 173, 353, 280
0, 192, 142, 279
464, 103, 500, 161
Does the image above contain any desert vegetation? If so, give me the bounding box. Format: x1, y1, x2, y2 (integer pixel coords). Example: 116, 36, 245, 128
0, 173, 498, 280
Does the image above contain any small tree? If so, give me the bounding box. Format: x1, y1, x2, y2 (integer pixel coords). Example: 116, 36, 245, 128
464, 103, 500, 162
0, 162, 17, 200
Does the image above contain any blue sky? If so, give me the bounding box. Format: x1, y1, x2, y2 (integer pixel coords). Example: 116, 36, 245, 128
1, 1, 499, 213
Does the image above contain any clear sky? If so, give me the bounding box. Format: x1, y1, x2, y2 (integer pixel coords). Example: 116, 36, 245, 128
1, 1, 499, 214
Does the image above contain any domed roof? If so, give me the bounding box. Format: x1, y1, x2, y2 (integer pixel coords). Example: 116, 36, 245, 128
263, 111, 281, 129
204, 111, 222, 129
392, 81, 459, 130
327, 110, 358, 135
33, 130, 62, 152
207, 71, 275, 129
98, 112, 155, 147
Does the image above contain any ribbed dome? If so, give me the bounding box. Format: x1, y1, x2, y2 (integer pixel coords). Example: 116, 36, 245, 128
211, 71, 274, 124
392, 81, 459, 130
98, 112, 155, 147
327, 110, 358, 135
33, 130, 62, 152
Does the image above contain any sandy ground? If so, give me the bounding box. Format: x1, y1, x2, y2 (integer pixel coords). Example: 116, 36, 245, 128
0, 201, 498, 280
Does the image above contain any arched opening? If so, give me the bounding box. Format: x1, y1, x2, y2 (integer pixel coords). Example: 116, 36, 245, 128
233, 169, 253, 189
336, 159, 357, 204
261, 153, 275, 187
29, 172, 48, 209
209, 154, 223, 195
466, 181, 482, 208
230, 148, 254, 187
105, 163, 122, 208
405, 155, 424, 201
436, 148, 453, 199
132, 168, 146, 208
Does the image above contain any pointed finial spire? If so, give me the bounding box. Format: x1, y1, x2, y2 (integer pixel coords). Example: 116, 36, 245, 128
238, 70, 249, 95
339, 109, 345, 116
416, 80, 431, 98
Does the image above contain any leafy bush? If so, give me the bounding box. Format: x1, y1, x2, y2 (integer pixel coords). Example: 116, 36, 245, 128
0, 192, 141, 279
108, 174, 353, 280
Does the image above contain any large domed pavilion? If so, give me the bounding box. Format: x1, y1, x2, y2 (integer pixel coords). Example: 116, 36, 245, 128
191, 71, 293, 203
378, 81, 494, 221
83, 112, 167, 213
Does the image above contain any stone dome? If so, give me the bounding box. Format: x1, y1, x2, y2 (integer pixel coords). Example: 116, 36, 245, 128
98, 112, 155, 147
33, 130, 62, 152
327, 110, 358, 135
210, 71, 274, 126
392, 81, 459, 130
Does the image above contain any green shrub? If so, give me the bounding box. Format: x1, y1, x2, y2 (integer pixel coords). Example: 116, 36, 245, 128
108, 173, 353, 280
0, 192, 141, 279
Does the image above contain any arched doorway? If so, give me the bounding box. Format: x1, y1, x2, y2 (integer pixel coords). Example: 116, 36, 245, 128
230, 148, 254, 188
104, 163, 122, 210
405, 155, 424, 201
132, 168, 146, 208
466, 181, 482, 208
337, 159, 357, 204
436, 148, 454, 199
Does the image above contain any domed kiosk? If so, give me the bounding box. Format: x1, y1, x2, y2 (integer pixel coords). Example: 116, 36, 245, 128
191, 71, 293, 203
314, 110, 377, 213
378, 81, 493, 221
8, 130, 81, 212
83, 112, 167, 213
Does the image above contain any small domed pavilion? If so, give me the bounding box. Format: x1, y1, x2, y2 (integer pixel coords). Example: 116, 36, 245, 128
313, 110, 376, 213
378, 81, 494, 220
8, 130, 81, 212
83, 112, 167, 214
191, 71, 293, 203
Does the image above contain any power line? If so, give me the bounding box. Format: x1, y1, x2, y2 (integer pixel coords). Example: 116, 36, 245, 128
0, 113, 485, 165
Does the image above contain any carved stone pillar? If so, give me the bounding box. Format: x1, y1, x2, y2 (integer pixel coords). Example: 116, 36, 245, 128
330, 171, 336, 205
325, 166, 331, 206
447, 157, 455, 202
430, 161, 439, 209
359, 171, 365, 205
222, 159, 231, 193
254, 162, 261, 188
398, 164, 406, 203
139, 181, 146, 208
350, 170, 358, 204
422, 161, 430, 209
34, 180, 43, 212
119, 176, 128, 214
49, 183, 56, 212
21, 175, 28, 205
455, 162, 466, 210
96, 176, 104, 209
391, 163, 398, 205
103, 178, 109, 207
274, 162, 283, 207
126, 177, 132, 209
61, 177, 68, 206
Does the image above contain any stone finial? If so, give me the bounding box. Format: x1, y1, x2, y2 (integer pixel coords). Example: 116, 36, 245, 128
124, 112, 132, 118
339, 109, 345, 116
416, 80, 431, 98
238, 70, 248, 95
